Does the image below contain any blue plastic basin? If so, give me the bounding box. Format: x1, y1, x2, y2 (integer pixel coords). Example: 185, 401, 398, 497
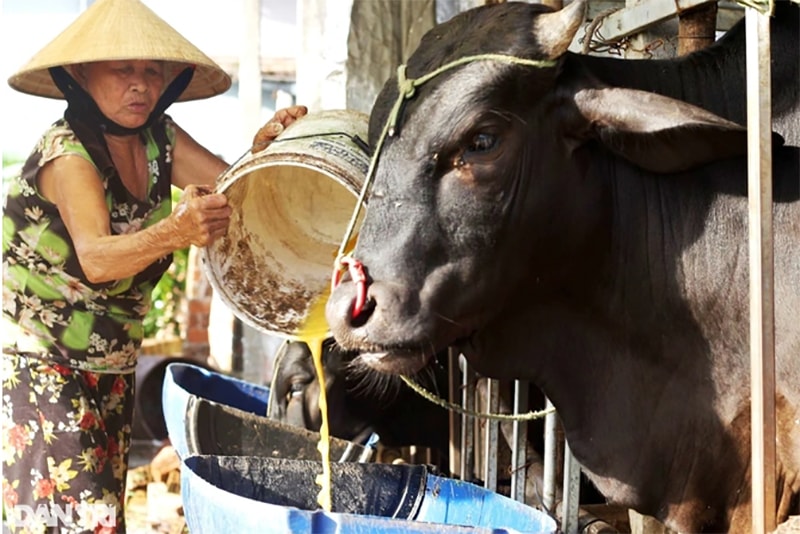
162, 363, 271, 458
162, 363, 368, 462
181, 455, 557, 534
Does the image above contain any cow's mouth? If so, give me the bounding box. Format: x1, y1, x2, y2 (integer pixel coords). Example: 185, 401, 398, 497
357, 348, 432, 375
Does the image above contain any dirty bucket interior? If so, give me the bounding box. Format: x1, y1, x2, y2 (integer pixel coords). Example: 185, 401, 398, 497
188, 456, 426, 517
202, 109, 369, 337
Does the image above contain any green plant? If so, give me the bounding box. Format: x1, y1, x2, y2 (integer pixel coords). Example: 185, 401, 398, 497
3, 153, 25, 196
143, 187, 188, 339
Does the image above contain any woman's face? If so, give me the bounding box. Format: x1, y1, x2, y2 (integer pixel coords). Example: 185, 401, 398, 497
78, 60, 166, 128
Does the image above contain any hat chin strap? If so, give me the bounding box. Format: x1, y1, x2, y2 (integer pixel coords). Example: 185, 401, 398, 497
49, 65, 195, 136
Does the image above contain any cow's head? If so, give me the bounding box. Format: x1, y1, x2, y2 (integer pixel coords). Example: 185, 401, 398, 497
326, 0, 747, 375
267, 339, 376, 443
267, 338, 450, 451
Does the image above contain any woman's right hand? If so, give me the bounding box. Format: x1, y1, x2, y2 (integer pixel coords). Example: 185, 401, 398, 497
251, 105, 308, 153
168, 185, 232, 247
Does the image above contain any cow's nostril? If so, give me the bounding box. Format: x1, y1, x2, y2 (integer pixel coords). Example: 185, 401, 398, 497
350, 297, 375, 328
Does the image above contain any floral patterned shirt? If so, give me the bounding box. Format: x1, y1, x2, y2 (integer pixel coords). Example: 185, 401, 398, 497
2, 116, 177, 373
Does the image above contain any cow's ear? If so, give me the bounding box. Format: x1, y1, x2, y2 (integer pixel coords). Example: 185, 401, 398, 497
533, 0, 587, 59
570, 87, 749, 173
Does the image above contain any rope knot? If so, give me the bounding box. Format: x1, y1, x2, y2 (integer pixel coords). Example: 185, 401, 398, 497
396, 64, 416, 99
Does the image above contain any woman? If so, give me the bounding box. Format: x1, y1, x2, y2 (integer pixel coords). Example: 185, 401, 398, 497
1, 0, 306, 531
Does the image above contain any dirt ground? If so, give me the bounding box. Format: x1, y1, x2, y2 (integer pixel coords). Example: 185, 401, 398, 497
126, 441, 185, 534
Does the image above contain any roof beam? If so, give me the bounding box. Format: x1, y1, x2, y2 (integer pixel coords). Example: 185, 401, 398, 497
597, 0, 719, 41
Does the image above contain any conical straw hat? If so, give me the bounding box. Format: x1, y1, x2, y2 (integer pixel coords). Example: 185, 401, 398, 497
8, 0, 231, 102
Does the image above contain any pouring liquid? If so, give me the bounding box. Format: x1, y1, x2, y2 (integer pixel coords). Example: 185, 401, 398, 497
297, 239, 359, 512
295, 286, 333, 511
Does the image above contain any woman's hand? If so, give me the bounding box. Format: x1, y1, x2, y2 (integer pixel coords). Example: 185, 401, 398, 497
168, 185, 232, 247
251, 105, 309, 153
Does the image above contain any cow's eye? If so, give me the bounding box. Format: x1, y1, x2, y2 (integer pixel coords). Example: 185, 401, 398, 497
288, 382, 305, 399
466, 133, 497, 154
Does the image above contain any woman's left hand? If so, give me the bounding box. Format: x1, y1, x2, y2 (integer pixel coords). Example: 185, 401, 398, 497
251, 105, 309, 153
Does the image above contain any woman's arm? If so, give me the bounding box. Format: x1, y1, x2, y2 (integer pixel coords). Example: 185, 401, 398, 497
40, 155, 230, 283
170, 124, 228, 190
43, 106, 310, 284
170, 105, 309, 189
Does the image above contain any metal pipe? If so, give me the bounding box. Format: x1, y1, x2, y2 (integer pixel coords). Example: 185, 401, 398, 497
448, 347, 462, 478
459, 355, 475, 482
510, 380, 529, 503
483, 379, 500, 491
561, 440, 581, 534
542, 397, 558, 512
745, 6, 776, 533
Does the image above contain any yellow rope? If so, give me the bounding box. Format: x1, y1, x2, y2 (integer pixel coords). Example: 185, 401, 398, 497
400, 375, 556, 422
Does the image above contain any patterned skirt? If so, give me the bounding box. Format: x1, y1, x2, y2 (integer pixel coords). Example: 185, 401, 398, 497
2, 352, 134, 533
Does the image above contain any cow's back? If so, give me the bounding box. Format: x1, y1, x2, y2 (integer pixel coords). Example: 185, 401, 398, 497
573, 1, 799, 145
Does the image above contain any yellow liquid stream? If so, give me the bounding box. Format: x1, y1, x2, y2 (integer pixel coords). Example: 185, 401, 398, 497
296, 285, 333, 512
297, 238, 358, 513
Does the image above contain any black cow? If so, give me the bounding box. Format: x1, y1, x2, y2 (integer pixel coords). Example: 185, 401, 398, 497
266, 339, 450, 463
326, 1, 800, 532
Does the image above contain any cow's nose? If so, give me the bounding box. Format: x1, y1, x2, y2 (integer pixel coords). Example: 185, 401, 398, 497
327, 278, 375, 330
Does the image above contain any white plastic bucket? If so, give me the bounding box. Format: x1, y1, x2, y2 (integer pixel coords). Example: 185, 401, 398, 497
201, 109, 369, 337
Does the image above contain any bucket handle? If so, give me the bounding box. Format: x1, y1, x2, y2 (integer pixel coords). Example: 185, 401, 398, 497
214, 148, 253, 186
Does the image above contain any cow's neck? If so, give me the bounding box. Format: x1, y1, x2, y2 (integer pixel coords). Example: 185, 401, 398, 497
461, 151, 758, 531
463, 279, 748, 532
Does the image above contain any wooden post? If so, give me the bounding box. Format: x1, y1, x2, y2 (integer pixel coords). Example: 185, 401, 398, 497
240, 0, 262, 138
678, 2, 718, 55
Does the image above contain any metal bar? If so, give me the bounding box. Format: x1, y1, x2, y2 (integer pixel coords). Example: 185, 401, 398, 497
598, 0, 716, 42
447, 347, 462, 478
510, 380, 530, 503
483, 379, 500, 491
459, 355, 475, 482
542, 397, 558, 512
745, 7, 777, 534
561, 440, 581, 534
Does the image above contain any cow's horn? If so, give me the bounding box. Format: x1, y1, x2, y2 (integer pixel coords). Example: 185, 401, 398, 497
532, 0, 587, 59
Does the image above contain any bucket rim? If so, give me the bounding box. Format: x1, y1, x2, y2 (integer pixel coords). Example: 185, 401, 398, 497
215, 155, 366, 199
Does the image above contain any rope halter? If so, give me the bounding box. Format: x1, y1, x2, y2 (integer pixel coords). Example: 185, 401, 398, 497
331, 53, 558, 319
